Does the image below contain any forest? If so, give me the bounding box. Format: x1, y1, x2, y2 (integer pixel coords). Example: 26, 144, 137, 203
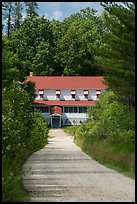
2, 2, 135, 202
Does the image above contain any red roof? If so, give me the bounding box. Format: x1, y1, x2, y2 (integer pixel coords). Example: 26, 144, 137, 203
34, 100, 96, 106
25, 76, 107, 90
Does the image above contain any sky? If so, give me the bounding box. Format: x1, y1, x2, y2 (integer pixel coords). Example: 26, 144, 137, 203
26, 2, 103, 21
2, 2, 103, 32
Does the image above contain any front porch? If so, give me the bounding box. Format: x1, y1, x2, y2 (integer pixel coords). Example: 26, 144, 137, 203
50, 105, 62, 128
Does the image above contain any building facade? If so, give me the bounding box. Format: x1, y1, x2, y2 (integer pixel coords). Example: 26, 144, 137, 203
25, 75, 107, 128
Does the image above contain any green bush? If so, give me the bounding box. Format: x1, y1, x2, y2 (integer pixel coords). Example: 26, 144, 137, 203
2, 171, 16, 202
2, 81, 49, 202
86, 90, 135, 143
73, 90, 135, 178
29, 112, 48, 151
2, 81, 32, 159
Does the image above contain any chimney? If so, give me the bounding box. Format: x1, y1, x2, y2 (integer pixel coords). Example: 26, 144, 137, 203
29, 72, 33, 76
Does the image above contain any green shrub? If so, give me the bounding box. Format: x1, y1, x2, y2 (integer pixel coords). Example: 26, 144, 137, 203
73, 90, 135, 178
29, 112, 48, 151
86, 90, 135, 143
2, 81, 49, 202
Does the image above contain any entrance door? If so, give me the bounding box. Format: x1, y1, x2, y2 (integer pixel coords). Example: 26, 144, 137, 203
51, 116, 61, 128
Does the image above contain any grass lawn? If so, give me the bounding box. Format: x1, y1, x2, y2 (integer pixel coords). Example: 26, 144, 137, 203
63, 126, 135, 179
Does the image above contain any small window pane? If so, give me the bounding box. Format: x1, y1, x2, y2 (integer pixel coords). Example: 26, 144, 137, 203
72, 94, 75, 99
79, 107, 87, 113
69, 107, 73, 113
64, 107, 69, 113
74, 107, 77, 113
34, 106, 49, 113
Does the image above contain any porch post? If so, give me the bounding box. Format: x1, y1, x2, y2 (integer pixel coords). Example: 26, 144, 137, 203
59, 116, 61, 127
51, 116, 52, 128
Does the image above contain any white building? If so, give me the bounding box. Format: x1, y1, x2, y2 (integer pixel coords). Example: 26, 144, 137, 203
25, 74, 107, 128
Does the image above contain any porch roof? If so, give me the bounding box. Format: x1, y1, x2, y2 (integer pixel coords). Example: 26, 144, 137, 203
34, 100, 96, 106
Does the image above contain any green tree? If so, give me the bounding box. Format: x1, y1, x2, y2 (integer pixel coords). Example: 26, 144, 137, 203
2, 79, 48, 202
25, 2, 39, 17
2, 2, 14, 38
87, 89, 135, 143
2, 37, 20, 84
12, 2, 23, 30
2, 80, 33, 158
22, 81, 36, 103
50, 19, 67, 75
31, 39, 54, 75
11, 16, 53, 77
56, 8, 104, 76
96, 2, 135, 109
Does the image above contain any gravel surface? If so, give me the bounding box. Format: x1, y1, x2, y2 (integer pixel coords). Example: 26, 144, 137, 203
22, 128, 135, 202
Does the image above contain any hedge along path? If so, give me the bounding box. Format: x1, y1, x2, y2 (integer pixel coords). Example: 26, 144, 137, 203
22, 128, 135, 202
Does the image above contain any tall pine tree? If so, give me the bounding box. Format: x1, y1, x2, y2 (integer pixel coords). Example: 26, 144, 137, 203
25, 2, 39, 17
12, 2, 23, 30
2, 2, 14, 38
96, 2, 135, 110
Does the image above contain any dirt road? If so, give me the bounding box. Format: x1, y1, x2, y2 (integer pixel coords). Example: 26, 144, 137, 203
22, 128, 135, 202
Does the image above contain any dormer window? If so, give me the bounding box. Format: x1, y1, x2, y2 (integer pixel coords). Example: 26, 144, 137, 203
71, 90, 76, 99
84, 90, 89, 99
39, 90, 44, 99
96, 90, 101, 97
56, 90, 60, 100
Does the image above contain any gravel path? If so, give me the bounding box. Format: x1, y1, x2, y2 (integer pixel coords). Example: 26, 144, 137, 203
22, 128, 135, 202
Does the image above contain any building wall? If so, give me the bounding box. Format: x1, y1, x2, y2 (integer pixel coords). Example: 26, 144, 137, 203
88, 90, 97, 100
60, 90, 71, 100
35, 89, 97, 101
35, 88, 99, 127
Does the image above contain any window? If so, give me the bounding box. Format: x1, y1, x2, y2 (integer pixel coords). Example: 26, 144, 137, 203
56, 90, 60, 100
84, 95, 88, 99
43, 107, 49, 113
69, 107, 73, 113
84, 90, 89, 99
64, 107, 69, 113
71, 94, 75, 99
34, 106, 49, 113
39, 90, 44, 95
56, 94, 60, 100
96, 90, 101, 97
79, 107, 87, 113
73, 107, 78, 113
71, 90, 76, 100
71, 90, 76, 95
64, 107, 78, 113
39, 90, 44, 99
40, 94, 43, 99
84, 90, 88, 95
